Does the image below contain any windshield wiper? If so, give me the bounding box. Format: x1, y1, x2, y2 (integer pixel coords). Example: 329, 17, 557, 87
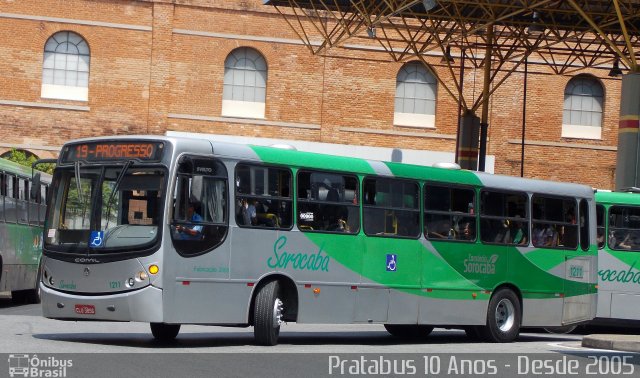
104, 160, 133, 230
74, 161, 83, 204
74, 161, 92, 228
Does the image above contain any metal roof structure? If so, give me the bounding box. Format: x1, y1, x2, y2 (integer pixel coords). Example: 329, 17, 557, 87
266, 1, 640, 171
266, 1, 639, 66
267, 0, 639, 108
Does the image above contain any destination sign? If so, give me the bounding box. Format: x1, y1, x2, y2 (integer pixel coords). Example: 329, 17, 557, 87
61, 141, 164, 163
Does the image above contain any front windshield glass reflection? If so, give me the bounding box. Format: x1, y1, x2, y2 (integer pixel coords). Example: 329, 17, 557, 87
45, 165, 165, 254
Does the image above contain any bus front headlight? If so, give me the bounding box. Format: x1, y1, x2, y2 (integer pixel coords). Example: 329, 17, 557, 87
136, 271, 149, 281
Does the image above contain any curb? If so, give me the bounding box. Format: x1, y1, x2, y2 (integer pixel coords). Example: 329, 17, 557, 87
582, 335, 640, 353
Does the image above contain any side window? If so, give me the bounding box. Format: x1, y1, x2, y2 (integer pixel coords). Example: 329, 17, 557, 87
17, 177, 29, 225
480, 191, 528, 245
531, 195, 577, 249
297, 170, 359, 234
235, 164, 292, 229
608, 206, 640, 252
363, 177, 420, 238
596, 204, 605, 249
171, 157, 228, 257
29, 177, 40, 226
39, 184, 49, 226
4, 174, 17, 223
0, 172, 5, 223
580, 199, 590, 251
424, 184, 475, 241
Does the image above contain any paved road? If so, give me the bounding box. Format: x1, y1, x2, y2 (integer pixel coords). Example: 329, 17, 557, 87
0, 298, 617, 354
1, 299, 638, 378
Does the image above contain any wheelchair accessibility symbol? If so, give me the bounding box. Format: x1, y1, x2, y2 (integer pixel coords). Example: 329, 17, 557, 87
89, 231, 104, 248
386, 254, 397, 272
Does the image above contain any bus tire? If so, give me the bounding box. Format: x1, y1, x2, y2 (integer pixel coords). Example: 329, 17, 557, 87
25, 263, 43, 304
11, 290, 27, 304
254, 280, 283, 346
384, 324, 434, 339
150, 323, 180, 342
481, 288, 521, 343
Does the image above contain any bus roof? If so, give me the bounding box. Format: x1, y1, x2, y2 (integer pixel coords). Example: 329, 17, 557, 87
595, 190, 640, 206
61, 135, 594, 198
0, 157, 43, 178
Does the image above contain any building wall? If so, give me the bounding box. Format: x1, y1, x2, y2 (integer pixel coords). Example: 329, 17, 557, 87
0, 0, 621, 188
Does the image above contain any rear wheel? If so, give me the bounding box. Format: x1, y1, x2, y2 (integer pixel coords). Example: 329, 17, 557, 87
11, 290, 27, 304
150, 323, 180, 342
480, 288, 521, 343
25, 262, 43, 304
254, 281, 284, 346
384, 324, 434, 339
11, 262, 42, 304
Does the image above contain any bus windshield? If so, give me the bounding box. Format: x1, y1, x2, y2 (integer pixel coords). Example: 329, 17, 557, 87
45, 163, 166, 254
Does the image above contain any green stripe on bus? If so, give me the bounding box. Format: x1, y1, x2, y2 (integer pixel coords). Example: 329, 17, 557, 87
300, 233, 593, 300
384, 162, 484, 186
250, 146, 377, 174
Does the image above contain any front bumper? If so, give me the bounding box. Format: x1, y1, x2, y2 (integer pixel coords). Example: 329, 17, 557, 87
41, 283, 164, 323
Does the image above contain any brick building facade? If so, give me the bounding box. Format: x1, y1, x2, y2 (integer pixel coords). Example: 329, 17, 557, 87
0, 0, 620, 188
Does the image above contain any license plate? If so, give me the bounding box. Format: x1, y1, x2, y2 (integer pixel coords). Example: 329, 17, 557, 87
74, 304, 96, 315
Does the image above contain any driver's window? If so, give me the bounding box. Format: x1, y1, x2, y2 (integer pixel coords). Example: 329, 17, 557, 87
171, 156, 228, 256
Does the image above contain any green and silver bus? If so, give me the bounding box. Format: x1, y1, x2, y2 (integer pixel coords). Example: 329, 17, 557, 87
40, 136, 597, 344
594, 191, 640, 327
0, 157, 50, 303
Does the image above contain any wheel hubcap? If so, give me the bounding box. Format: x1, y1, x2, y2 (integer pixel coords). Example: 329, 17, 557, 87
272, 298, 284, 328
495, 298, 515, 332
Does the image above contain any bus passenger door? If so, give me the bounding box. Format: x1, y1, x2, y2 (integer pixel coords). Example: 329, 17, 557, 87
562, 255, 594, 324
164, 157, 235, 324
562, 199, 597, 324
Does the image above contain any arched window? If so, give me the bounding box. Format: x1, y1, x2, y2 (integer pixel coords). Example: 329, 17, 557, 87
562, 76, 604, 139
222, 47, 267, 119
394, 61, 437, 128
41, 31, 90, 101
0, 149, 38, 161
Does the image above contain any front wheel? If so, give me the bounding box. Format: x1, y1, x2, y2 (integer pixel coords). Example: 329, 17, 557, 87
254, 281, 284, 346
480, 288, 521, 343
150, 323, 180, 342
384, 324, 434, 339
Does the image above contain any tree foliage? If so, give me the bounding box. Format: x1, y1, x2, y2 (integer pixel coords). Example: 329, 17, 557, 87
5, 148, 55, 174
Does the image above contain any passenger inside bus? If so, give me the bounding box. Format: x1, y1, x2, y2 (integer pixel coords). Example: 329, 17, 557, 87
511, 218, 528, 245
615, 231, 640, 250
175, 204, 203, 240
533, 224, 558, 247
560, 209, 578, 247
493, 220, 511, 243
428, 219, 455, 239
460, 221, 475, 241
597, 229, 605, 248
